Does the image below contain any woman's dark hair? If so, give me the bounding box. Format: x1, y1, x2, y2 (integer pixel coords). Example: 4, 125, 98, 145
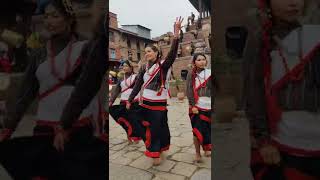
145, 44, 161, 60
48, 0, 78, 36
192, 53, 207, 64
123, 60, 133, 68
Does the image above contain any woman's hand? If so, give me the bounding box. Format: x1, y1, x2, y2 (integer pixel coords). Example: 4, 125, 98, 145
192, 107, 199, 114
53, 126, 69, 152
174, 16, 184, 38
126, 102, 131, 110
259, 144, 281, 165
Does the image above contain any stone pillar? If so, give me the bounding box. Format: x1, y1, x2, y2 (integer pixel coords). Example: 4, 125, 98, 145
205, 5, 208, 17
199, 0, 203, 19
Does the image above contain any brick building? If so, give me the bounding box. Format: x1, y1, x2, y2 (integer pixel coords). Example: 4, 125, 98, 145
155, 3, 211, 81
108, 12, 156, 71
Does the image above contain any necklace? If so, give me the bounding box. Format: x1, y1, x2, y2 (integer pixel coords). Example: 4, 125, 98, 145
145, 62, 158, 76
275, 29, 303, 82
196, 69, 207, 88
124, 73, 133, 87
49, 37, 74, 81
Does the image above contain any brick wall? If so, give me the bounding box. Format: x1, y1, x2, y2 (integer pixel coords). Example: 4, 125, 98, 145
109, 12, 118, 29
172, 56, 193, 79
108, 12, 155, 67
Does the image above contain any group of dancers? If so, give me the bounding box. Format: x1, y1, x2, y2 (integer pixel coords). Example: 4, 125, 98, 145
109, 17, 212, 166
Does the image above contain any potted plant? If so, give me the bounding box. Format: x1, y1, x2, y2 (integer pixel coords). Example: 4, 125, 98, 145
175, 79, 185, 101
168, 78, 186, 100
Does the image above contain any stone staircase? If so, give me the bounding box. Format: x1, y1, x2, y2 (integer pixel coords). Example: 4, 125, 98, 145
156, 17, 211, 97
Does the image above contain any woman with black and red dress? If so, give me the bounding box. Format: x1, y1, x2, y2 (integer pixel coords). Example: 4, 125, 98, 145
186, 53, 212, 162
244, 0, 320, 179
109, 60, 142, 144
126, 17, 183, 166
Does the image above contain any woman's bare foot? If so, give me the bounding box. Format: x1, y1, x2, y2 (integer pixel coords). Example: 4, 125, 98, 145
204, 151, 211, 157
194, 153, 202, 163
153, 158, 161, 166
193, 137, 202, 162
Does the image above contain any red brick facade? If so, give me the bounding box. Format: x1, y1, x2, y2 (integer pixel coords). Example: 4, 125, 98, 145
108, 12, 156, 70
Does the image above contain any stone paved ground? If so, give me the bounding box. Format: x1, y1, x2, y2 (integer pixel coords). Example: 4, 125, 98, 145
109, 98, 211, 180
212, 117, 253, 180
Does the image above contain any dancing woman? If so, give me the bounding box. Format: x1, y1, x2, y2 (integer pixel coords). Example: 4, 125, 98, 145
244, 0, 320, 179
126, 17, 183, 166
186, 53, 212, 162
109, 60, 142, 143
0, 0, 107, 179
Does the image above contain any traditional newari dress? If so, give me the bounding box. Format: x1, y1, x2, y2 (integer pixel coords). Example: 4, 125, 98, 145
128, 38, 179, 158
0, 37, 106, 179
109, 73, 142, 142
246, 24, 320, 179
187, 68, 212, 151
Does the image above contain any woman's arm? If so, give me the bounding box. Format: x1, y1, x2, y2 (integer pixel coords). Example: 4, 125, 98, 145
161, 37, 179, 70
60, 34, 107, 130
243, 35, 270, 147
3, 52, 40, 131
109, 80, 121, 105
128, 66, 145, 103
161, 17, 183, 70
186, 70, 195, 106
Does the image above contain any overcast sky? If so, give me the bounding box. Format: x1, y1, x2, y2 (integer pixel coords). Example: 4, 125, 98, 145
109, 0, 199, 38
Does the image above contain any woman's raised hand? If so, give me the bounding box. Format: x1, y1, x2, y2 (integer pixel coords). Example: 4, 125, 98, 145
174, 16, 184, 38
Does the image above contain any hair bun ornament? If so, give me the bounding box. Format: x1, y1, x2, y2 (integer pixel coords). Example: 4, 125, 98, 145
62, 0, 76, 17
152, 43, 160, 51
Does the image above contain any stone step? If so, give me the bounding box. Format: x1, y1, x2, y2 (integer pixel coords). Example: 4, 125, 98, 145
182, 32, 196, 42
191, 39, 205, 43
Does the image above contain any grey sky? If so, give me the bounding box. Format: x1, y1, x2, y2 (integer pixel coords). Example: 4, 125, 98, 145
109, 0, 199, 38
